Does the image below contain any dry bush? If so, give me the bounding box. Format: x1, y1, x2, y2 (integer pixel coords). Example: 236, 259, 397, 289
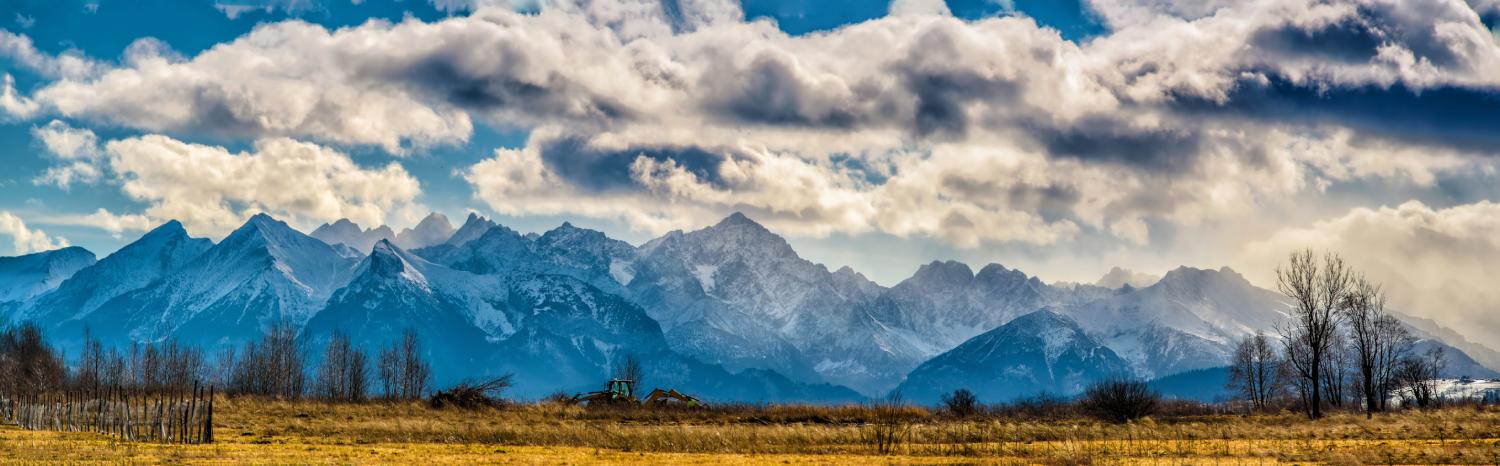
862, 393, 918, 454
428, 375, 513, 409
940, 388, 981, 418
1079, 378, 1160, 423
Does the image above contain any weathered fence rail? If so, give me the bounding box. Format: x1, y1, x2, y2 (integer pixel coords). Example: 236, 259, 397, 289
1, 382, 213, 444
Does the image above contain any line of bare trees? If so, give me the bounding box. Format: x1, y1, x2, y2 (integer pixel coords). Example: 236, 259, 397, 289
1, 322, 432, 404
1230, 250, 1448, 419
218, 326, 432, 402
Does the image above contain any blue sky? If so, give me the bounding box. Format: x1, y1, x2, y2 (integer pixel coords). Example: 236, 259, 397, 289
4, 0, 1500, 342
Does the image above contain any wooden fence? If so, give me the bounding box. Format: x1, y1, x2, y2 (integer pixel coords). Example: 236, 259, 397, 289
1, 382, 213, 444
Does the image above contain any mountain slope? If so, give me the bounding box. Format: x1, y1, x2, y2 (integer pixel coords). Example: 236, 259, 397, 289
0, 247, 95, 304
301, 240, 503, 384
1061, 266, 1291, 378
895, 309, 1130, 404
18, 221, 211, 332
394, 213, 455, 250
311, 219, 397, 253
445, 213, 497, 247
84, 214, 357, 350
302, 239, 860, 402
871, 261, 1056, 355
624, 213, 892, 390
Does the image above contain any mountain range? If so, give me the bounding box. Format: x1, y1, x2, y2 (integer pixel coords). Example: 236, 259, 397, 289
2, 212, 1496, 403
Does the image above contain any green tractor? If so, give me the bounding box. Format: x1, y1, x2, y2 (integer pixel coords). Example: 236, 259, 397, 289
570, 379, 640, 406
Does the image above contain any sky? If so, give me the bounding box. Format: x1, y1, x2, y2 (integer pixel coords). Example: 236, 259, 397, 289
2, 0, 1500, 344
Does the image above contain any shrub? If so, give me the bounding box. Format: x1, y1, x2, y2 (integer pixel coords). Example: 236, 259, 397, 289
428, 375, 513, 410
863, 392, 915, 454
940, 388, 980, 417
1079, 378, 1159, 423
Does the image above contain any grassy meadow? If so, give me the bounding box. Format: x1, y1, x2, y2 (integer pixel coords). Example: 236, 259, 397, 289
3, 397, 1500, 465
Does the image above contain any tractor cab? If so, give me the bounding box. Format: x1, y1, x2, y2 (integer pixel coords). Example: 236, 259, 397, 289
606, 379, 636, 399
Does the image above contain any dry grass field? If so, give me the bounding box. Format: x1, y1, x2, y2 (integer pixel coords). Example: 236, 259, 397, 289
4, 398, 1500, 465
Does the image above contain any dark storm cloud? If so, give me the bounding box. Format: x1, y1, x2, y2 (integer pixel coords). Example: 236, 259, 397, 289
702, 51, 867, 128
1022, 114, 1205, 172
535, 136, 728, 192
1252, 2, 1469, 67
1250, 10, 1386, 63
1176, 75, 1500, 154
397, 50, 635, 125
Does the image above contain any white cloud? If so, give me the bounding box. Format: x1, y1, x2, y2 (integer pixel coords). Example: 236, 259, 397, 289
36, 208, 155, 237
29, 120, 104, 189
1240, 200, 1500, 345
0, 211, 68, 255
889, 0, 953, 17
32, 120, 100, 159
102, 135, 426, 237
0, 30, 103, 80
1, 74, 39, 119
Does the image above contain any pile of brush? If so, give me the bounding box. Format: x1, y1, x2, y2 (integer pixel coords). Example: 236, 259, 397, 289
427, 375, 513, 410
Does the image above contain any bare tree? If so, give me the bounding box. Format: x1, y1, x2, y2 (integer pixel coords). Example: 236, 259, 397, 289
1229, 332, 1282, 412
73, 327, 106, 390
0, 323, 68, 396
377, 329, 430, 401
1341, 278, 1414, 417
1372, 315, 1413, 411
101, 346, 128, 388
611, 352, 645, 386
1276, 249, 1352, 419
1321, 331, 1351, 408
159, 339, 207, 393
230, 323, 306, 399
1397, 346, 1446, 409
212, 346, 238, 389
314, 332, 369, 402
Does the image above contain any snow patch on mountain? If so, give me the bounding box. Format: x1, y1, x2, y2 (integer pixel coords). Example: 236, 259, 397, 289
0, 246, 95, 304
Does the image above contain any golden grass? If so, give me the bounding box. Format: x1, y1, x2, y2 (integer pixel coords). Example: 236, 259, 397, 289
4, 398, 1500, 465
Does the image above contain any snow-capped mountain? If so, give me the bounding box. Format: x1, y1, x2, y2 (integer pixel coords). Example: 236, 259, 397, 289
414, 223, 547, 276
895, 309, 1129, 404
303, 239, 859, 401
311, 219, 397, 253
12, 221, 211, 333
0, 246, 95, 304
1062, 266, 1291, 379
394, 213, 455, 250
301, 240, 507, 383
82, 214, 358, 350
623, 213, 886, 388
445, 213, 497, 247
872, 261, 1057, 355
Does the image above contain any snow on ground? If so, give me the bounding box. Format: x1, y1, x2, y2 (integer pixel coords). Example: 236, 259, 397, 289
1390, 378, 1500, 407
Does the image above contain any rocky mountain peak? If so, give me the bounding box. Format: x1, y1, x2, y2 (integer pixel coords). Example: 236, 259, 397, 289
1096, 266, 1160, 289
908, 260, 975, 285
716, 211, 759, 228
447, 212, 498, 246
975, 263, 1035, 285
395, 213, 455, 249
364, 240, 426, 286
1156, 265, 1251, 290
